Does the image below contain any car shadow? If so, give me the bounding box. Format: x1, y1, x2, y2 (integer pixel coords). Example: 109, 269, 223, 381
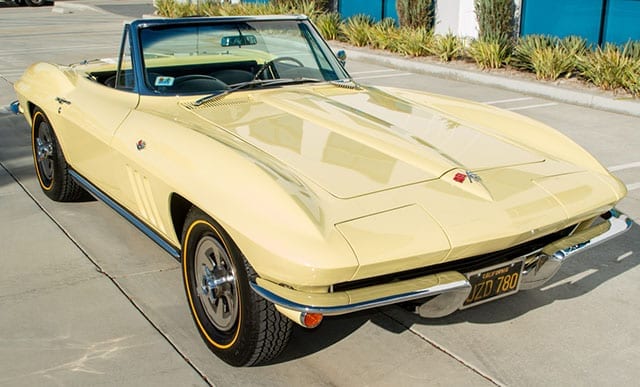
417, 222, 640, 326
268, 220, 639, 363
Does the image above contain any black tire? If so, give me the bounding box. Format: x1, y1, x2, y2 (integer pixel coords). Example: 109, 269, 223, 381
181, 208, 292, 366
31, 108, 85, 202
25, 0, 47, 6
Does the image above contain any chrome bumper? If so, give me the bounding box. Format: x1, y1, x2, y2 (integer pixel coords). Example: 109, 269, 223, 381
519, 209, 632, 290
251, 209, 632, 320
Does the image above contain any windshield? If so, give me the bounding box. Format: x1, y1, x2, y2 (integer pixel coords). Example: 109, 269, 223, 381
138, 19, 349, 95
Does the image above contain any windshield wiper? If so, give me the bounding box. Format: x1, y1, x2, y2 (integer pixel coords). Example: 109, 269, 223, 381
193, 78, 322, 106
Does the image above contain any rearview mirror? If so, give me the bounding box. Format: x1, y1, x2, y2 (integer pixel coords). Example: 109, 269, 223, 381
221, 35, 257, 47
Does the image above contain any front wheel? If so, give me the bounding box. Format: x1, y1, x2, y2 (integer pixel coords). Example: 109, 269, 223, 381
181, 208, 292, 366
31, 108, 85, 202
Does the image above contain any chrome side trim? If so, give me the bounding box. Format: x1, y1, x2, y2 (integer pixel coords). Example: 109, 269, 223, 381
521, 209, 632, 289
250, 278, 471, 316
69, 170, 180, 258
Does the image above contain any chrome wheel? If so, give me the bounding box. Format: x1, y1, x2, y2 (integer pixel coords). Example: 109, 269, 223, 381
195, 236, 238, 331
35, 125, 54, 185
182, 209, 293, 366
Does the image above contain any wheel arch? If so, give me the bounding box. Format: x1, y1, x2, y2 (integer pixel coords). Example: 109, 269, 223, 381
169, 192, 193, 245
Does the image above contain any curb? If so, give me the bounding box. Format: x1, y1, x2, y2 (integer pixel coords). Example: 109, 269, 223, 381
338, 45, 640, 118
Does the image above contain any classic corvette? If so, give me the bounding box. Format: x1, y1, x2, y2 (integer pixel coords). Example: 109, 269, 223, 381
13, 15, 632, 366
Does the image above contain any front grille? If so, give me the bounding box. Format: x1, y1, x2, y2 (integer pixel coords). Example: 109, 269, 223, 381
333, 226, 575, 292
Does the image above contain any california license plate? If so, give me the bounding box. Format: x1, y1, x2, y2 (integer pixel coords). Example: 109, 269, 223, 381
461, 258, 524, 308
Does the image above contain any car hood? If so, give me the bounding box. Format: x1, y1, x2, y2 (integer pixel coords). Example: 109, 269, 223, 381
182, 84, 546, 198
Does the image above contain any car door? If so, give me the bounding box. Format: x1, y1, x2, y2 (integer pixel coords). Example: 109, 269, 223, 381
54, 27, 139, 195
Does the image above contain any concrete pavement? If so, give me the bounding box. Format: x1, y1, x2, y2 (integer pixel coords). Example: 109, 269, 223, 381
1, 2, 639, 386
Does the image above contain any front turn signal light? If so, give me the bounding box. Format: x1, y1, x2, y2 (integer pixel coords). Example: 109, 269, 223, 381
301, 312, 323, 328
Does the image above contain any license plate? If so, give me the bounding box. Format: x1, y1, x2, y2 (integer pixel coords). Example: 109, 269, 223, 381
461, 258, 524, 308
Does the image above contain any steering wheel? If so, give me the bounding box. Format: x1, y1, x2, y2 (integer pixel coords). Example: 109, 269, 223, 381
171, 75, 228, 93
254, 56, 304, 79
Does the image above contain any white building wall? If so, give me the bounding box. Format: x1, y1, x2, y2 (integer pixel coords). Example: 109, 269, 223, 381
435, 0, 522, 39
434, 0, 478, 38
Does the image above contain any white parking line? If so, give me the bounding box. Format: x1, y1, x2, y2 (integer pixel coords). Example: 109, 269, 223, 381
354, 72, 414, 80
482, 97, 533, 104
608, 162, 640, 172
506, 102, 558, 111
617, 251, 633, 262
627, 182, 640, 191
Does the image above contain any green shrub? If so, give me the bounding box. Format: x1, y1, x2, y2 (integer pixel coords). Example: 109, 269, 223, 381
468, 38, 511, 69
559, 35, 590, 57
579, 44, 640, 93
511, 35, 557, 70
530, 46, 576, 80
622, 40, 640, 61
155, 0, 199, 17
367, 18, 399, 50
395, 26, 433, 56
313, 12, 342, 40
474, 0, 515, 43
396, 0, 434, 29
274, 0, 331, 12
431, 32, 465, 62
340, 14, 374, 47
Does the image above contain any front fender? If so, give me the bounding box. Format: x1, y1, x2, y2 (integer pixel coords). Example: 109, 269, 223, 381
115, 101, 358, 287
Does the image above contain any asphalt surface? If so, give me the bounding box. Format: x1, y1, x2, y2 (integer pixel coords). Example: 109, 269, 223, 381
1, 2, 639, 386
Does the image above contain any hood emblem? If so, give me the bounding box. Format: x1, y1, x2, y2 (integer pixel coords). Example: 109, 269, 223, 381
454, 170, 482, 183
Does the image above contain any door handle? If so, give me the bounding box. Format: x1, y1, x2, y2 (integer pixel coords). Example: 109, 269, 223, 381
55, 97, 71, 105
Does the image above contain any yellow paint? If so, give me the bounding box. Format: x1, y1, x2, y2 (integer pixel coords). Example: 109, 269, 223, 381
14, 59, 627, 303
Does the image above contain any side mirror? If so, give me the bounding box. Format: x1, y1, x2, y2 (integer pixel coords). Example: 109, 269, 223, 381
336, 50, 346, 67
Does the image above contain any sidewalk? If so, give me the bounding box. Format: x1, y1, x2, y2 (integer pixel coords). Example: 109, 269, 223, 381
0, 125, 206, 385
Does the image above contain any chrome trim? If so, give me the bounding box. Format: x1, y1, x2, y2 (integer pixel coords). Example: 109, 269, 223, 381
417, 282, 471, 318
69, 170, 181, 258
250, 278, 471, 316
521, 209, 632, 290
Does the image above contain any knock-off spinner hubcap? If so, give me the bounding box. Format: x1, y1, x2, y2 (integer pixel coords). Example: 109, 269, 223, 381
194, 236, 238, 331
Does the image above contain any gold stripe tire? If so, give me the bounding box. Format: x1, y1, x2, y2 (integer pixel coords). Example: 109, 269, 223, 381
181, 207, 292, 366
30, 107, 85, 202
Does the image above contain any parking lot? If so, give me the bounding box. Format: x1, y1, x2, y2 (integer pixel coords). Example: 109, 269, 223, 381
1, 2, 639, 386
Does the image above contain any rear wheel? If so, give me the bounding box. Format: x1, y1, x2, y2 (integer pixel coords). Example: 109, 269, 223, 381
31, 108, 85, 202
25, 0, 47, 6
181, 208, 292, 366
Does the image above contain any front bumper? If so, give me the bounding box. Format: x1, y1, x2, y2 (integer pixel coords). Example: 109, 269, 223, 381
251, 209, 632, 319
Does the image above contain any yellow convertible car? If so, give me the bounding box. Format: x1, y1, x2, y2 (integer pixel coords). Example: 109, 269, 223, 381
13, 16, 632, 366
